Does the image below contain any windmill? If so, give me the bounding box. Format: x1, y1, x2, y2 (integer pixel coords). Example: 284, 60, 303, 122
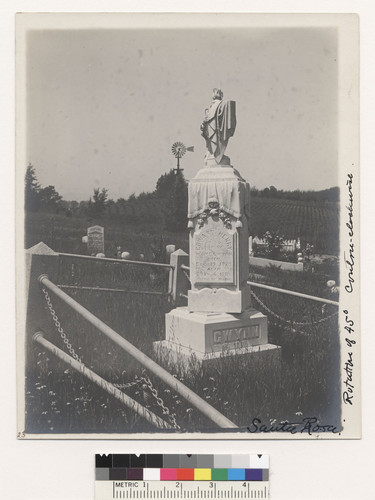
171, 141, 194, 173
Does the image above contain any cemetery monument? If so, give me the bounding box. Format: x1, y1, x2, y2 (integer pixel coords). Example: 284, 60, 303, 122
83, 225, 105, 256
154, 89, 280, 366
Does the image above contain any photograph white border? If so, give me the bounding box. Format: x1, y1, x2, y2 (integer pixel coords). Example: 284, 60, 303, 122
1, 1, 373, 499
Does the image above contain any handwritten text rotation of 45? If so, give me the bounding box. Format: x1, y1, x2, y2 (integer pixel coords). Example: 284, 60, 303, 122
343, 309, 355, 348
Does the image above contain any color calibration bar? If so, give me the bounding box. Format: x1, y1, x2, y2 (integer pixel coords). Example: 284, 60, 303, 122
95, 454, 269, 482
95, 454, 269, 499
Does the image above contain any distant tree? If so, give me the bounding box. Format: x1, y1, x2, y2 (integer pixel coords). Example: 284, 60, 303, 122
87, 187, 108, 218
25, 163, 41, 212
318, 187, 340, 203
69, 200, 79, 213
154, 168, 188, 231
115, 197, 127, 217
155, 169, 178, 198
105, 198, 116, 215
39, 185, 63, 212
250, 186, 259, 197
137, 191, 149, 201
269, 185, 278, 197
166, 171, 188, 232
79, 200, 89, 210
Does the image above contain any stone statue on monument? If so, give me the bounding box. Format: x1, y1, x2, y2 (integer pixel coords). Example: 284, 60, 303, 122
200, 88, 236, 166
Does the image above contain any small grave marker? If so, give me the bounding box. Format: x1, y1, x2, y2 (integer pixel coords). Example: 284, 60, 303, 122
87, 225, 104, 256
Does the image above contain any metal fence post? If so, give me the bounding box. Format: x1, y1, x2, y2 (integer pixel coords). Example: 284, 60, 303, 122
168, 249, 189, 304
24, 242, 60, 347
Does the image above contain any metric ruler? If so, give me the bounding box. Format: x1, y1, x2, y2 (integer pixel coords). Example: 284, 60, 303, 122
95, 454, 269, 500
95, 481, 269, 499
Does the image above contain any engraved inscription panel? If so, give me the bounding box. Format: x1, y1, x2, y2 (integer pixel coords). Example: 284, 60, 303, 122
194, 222, 234, 284
213, 325, 260, 345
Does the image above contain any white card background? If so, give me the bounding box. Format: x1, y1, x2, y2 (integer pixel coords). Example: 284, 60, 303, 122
1, 1, 374, 499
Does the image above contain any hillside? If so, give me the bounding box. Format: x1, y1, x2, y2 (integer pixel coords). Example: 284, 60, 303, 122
250, 197, 339, 254
103, 192, 339, 254
25, 192, 339, 256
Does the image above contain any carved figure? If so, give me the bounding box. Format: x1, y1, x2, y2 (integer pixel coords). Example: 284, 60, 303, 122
200, 88, 236, 165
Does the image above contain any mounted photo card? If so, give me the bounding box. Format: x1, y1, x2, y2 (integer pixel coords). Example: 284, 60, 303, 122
16, 13, 360, 439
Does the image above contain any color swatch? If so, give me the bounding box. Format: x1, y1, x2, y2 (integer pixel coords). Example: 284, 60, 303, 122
95, 454, 269, 482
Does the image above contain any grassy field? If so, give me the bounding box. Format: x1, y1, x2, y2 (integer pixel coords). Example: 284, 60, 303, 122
25, 211, 189, 260
24, 211, 340, 434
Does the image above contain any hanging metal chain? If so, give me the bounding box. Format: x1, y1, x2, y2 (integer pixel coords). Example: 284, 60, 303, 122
112, 376, 143, 390
110, 375, 180, 432
41, 289, 180, 431
41, 287, 180, 428
140, 371, 181, 430
41, 287, 82, 363
250, 289, 338, 327
42, 288, 146, 391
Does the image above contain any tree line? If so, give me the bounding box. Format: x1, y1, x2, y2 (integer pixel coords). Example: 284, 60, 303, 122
25, 164, 188, 230
25, 163, 338, 233
251, 186, 340, 203
250, 185, 339, 203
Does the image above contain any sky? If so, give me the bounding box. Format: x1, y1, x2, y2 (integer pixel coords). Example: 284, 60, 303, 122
26, 24, 338, 201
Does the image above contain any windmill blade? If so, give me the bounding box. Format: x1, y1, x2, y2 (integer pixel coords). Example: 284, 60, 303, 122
186, 146, 194, 152
171, 141, 187, 158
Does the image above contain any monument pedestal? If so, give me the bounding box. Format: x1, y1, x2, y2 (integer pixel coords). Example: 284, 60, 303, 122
187, 165, 252, 314
153, 307, 281, 372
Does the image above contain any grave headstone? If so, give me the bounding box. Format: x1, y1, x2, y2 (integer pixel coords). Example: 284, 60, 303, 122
87, 225, 104, 256
154, 89, 281, 369
166, 244, 176, 257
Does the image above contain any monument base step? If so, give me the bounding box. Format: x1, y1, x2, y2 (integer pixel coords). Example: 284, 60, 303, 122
153, 340, 281, 373
165, 306, 268, 353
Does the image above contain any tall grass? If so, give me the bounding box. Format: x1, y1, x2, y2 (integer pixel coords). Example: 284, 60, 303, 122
24, 211, 340, 434
25, 253, 340, 434
25, 211, 189, 259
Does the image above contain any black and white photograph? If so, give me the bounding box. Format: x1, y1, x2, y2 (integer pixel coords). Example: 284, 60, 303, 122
16, 13, 360, 439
